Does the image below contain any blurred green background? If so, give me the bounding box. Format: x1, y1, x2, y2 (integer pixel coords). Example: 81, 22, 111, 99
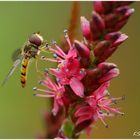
0, 2, 139, 139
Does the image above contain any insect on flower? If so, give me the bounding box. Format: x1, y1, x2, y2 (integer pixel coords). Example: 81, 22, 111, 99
2, 32, 48, 88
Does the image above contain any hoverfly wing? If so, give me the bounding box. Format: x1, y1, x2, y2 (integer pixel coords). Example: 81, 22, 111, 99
1, 59, 21, 86
11, 48, 22, 62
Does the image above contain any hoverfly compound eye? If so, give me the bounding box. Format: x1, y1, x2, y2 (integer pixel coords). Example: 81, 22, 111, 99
29, 33, 44, 46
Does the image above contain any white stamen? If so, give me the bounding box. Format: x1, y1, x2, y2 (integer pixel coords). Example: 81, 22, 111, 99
63, 29, 72, 49
34, 93, 54, 98
52, 40, 57, 45
33, 87, 37, 90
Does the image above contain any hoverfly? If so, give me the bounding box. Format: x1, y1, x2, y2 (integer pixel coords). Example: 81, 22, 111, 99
2, 32, 47, 88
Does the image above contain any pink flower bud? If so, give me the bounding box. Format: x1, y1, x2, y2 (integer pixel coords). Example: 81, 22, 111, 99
114, 19, 128, 31
94, 40, 111, 58
90, 11, 105, 40
97, 62, 120, 83
98, 47, 118, 62
98, 62, 117, 74
93, 1, 104, 14
104, 13, 119, 29
115, 1, 133, 7
101, 1, 115, 13
82, 68, 101, 95
112, 33, 128, 47
115, 6, 134, 20
74, 40, 90, 67
74, 40, 90, 58
91, 11, 105, 32
105, 32, 122, 42
105, 32, 128, 47
80, 16, 91, 41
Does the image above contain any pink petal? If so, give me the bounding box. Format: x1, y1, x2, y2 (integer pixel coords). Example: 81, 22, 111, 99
67, 48, 77, 59
66, 59, 80, 75
76, 114, 92, 126
52, 100, 59, 116
75, 106, 93, 117
70, 77, 84, 97
50, 68, 64, 78
94, 82, 110, 96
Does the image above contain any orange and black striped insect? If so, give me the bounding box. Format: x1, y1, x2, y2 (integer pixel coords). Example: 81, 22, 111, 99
2, 32, 47, 88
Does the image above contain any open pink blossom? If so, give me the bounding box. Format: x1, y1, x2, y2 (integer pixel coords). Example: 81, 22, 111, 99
33, 74, 65, 115
49, 30, 77, 64
50, 59, 86, 98
75, 82, 124, 127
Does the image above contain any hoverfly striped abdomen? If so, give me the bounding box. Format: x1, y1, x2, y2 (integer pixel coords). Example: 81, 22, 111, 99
21, 56, 30, 88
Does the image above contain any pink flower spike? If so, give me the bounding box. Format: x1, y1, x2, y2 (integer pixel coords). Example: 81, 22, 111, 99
80, 16, 91, 41
70, 77, 84, 98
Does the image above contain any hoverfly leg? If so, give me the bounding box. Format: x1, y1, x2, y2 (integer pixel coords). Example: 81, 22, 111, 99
40, 41, 53, 54
35, 58, 44, 79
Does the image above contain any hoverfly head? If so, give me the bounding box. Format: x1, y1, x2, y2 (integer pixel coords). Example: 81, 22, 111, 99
29, 33, 44, 47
